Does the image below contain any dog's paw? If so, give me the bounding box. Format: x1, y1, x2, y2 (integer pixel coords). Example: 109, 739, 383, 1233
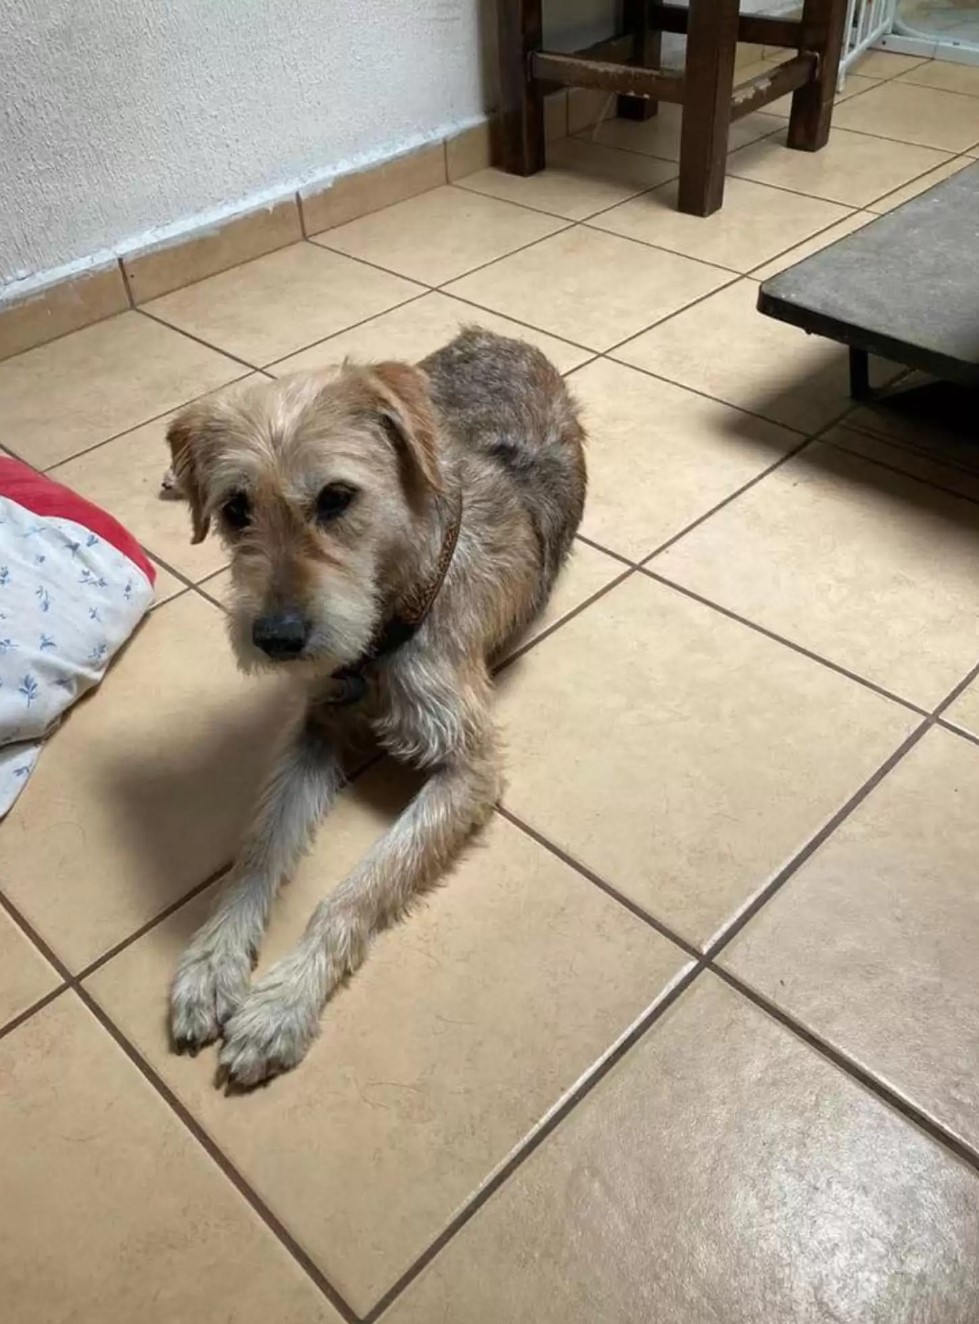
218, 960, 322, 1088
170, 941, 251, 1054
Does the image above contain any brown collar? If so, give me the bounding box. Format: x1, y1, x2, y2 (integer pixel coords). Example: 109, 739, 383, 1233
326, 491, 463, 705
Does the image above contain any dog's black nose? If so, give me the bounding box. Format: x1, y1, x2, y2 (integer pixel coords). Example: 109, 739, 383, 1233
252, 611, 310, 659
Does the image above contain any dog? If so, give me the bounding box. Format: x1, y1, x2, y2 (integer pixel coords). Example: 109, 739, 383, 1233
165, 327, 586, 1086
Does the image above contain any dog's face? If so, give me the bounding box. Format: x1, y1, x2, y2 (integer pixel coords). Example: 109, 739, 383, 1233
166, 362, 442, 674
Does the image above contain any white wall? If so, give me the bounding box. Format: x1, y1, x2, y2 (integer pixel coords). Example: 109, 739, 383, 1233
1, 0, 496, 290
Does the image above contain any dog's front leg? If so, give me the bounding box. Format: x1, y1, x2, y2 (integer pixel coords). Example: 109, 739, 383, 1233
219, 729, 501, 1086
170, 713, 343, 1053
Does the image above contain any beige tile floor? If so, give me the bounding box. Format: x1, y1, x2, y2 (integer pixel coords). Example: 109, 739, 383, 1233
2, 53, 979, 1324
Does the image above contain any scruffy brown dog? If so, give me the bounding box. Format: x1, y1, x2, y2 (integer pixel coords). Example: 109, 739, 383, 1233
166, 328, 586, 1086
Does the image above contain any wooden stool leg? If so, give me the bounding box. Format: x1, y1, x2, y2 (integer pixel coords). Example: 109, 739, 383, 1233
498, 0, 545, 176
618, 0, 661, 122
787, 0, 848, 151
678, 0, 740, 216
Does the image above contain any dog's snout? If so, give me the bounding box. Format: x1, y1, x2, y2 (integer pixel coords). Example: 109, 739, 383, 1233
252, 611, 311, 660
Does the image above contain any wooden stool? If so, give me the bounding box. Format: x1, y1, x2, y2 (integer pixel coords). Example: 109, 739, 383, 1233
498, 0, 849, 216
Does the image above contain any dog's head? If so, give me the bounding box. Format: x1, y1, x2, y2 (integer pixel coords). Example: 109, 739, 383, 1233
166, 363, 443, 674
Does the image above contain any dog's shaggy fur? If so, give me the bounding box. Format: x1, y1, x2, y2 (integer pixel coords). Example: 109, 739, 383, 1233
166, 328, 586, 1085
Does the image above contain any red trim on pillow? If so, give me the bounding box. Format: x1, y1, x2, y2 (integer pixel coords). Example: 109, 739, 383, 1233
0, 458, 155, 584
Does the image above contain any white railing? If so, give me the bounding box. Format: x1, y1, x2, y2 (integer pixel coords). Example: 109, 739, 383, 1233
839, 0, 899, 84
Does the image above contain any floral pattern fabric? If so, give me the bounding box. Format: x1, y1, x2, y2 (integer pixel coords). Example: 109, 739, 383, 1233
0, 495, 153, 817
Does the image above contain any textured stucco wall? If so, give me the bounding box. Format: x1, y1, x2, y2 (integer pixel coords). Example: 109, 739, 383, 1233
0, 0, 493, 288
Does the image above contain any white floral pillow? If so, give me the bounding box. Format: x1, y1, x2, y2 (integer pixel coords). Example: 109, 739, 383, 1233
0, 459, 155, 816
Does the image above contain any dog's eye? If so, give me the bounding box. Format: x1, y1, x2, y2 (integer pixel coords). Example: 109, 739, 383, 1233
315, 483, 356, 524
222, 492, 251, 530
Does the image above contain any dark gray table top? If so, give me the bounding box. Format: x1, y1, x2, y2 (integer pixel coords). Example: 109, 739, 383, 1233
758, 160, 979, 386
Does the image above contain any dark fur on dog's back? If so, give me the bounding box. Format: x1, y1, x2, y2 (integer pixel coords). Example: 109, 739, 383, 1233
423, 327, 586, 629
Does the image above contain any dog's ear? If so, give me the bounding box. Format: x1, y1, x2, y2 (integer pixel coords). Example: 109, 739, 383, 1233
165, 402, 217, 543
364, 362, 443, 499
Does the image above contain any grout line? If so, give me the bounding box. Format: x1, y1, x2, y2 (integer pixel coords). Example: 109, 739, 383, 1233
136, 306, 264, 374
880, 72, 979, 103
261, 287, 433, 372
589, 348, 811, 438
494, 566, 636, 674
0, 878, 360, 1320
362, 960, 705, 1323
433, 287, 600, 357
705, 653, 979, 965
841, 413, 979, 483
745, 207, 866, 278
497, 806, 702, 961
451, 169, 682, 231
820, 431, 979, 511
935, 716, 979, 748
726, 133, 962, 210
148, 549, 225, 603
306, 233, 445, 288
703, 720, 931, 964
929, 655, 979, 719
579, 218, 753, 278
295, 189, 309, 240
0, 982, 70, 1043
75, 863, 232, 983
431, 223, 581, 294
708, 966, 979, 1174
637, 437, 812, 562
0, 889, 76, 982
73, 982, 361, 1324
640, 567, 930, 717
572, 530, 636, 566
596, 272, 748, 363
117, 256, 137, 308
37, 371, 255, 473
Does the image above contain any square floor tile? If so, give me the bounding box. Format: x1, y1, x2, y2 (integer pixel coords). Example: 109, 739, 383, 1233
0, 909, 59, 1028
0, 592, 292, 970
496, 574, 915, 948
728, 126, 952, 206
86, 769, 689, 1313
144, 243, 423, 366
49, 378, 259, 584
655, 432, 979, 707
313, 186, 568, 286
269, 290, 592, 377
385, 976, 979, 1324
725, 726, 979, 1153
899, 59, 979, 98
2, 995, 339, 1324
867, 153, 977, 211
833, 81, 979, 153
591, 176, 851, 274
0, 312, 243, 469
580, 105, 783, 162
567, 357, 798, 560
444, 226, 731, 353
749, 210, 875, 280
611, 279, 895, 433
457, 138, 677, 220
